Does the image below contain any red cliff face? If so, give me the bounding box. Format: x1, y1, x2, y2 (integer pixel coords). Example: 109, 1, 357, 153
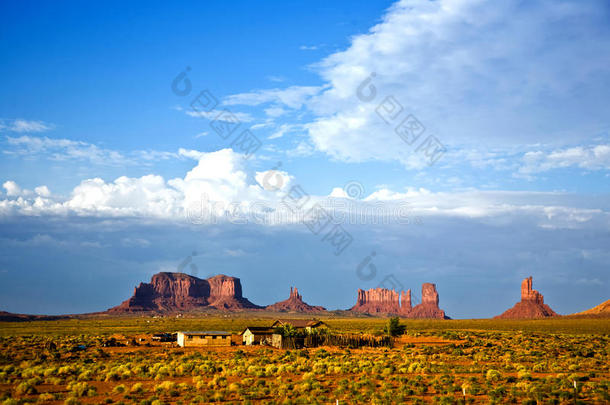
495, 276, 558, 319
108, 272, 261, 313
521, 276, 545, 304
408, 283, 448, 319
350, 284, 449, 318
351, 288, 402, 314
266, 287, 326, 313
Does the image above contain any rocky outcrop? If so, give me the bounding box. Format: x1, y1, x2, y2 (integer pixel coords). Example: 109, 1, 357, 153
266, 287, 326, 313
495, 276, 558, 319
351, 288, 404, 314
409, 283, 449, 319
350, 283, 449, 318
108, 272, 261, 313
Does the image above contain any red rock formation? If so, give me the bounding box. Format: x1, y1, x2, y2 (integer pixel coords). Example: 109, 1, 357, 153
401, 290, 412, 312
351, 288, 402, 314
265, 287, 326, 313
408, 283, 449, 319
495, 276, 558, 319
350, 284, 448, 318
108, 272, 261, 313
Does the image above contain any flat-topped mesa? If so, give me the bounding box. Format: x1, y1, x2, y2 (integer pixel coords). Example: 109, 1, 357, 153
495, 276, 557, 319
108, 272, 261, 313
352, 288, 402, 314
266, 286, 326, 313
351, 287, 416, 315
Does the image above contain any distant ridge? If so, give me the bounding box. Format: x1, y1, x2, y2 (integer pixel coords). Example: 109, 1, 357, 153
571, 299, 610, 317
0, 311, 68, 322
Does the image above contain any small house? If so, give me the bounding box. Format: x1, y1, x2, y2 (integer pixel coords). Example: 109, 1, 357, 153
271, 319, 328, 333
176, 331, 231, 347
241, 326, 275, 345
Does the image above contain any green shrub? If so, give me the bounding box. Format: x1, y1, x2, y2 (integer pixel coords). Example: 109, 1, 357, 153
15, 381, 37, 395
130, 383, 144, 393
67, 382, 96, 397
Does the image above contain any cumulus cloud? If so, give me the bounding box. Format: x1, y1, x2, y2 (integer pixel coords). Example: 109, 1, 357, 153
0, 149, 292, 221
306, 0, 610, 164
224, 0, 610, 171
34, 186, 51, 197
1, 147, 608, 231
3, 181, 22, 197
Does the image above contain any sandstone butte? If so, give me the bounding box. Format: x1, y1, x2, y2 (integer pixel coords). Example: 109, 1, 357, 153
265, 287, 327, 313
494, 276, 558, 319
107, 272, 261, 313
350, 283, 450, 319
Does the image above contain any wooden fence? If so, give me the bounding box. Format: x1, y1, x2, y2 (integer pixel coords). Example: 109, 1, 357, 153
272, 333, 393, 349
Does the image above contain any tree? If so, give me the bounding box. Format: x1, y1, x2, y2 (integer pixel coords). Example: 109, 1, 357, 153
274, 324, 304, 337
383, 317, 406, 337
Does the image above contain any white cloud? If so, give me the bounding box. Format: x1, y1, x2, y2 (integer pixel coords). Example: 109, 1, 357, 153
266, 75, 286, 83
0, 119, 54, 133
232, 0, 610, 169
1, 150, 608, 232
3, 181, 22, 197
268, 124, 296, 140
136, 150, 179, 161
250, 121, 275, 130
3, 135, 182, 166
223, 248, 246, 257
254, 169, 293, 192
34, 186, 51, 197
121, 237, 151, 248
185, 109, 254, 123
5, 135, 132, 166
0, 149, 288, 220
264, 106, 288, 118
223, 85, 323, 109
0, 233, 103, 249
286, 141, 316, 157
329, 187, 349, 198
520, 144, 610, 174
299, 45, 319, 51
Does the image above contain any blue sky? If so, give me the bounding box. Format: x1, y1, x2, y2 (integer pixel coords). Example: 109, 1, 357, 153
0, 0, 609, 317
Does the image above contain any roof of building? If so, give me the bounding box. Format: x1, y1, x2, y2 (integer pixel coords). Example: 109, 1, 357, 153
178, 331, 231, 336
272, 319, 327, 328
241, 326, 276, 334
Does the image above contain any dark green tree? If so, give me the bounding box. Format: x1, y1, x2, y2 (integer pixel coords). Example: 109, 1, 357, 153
383, 317, 406, 337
